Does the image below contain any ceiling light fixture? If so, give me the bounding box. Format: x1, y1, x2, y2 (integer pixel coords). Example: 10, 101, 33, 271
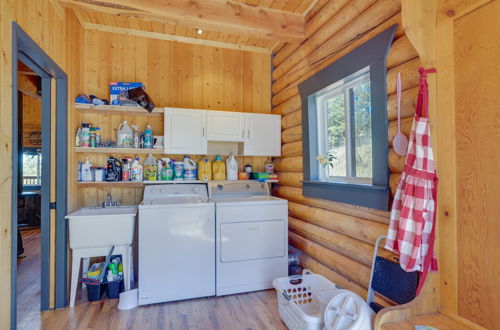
196, 28, 203, 35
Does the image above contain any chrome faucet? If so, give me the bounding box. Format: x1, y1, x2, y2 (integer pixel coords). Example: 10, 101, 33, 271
102, 194, 120, 208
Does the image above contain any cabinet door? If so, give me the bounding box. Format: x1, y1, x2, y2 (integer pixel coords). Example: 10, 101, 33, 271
206, 111, 245, 142
244, 113, 281, 156
164, 108, 207, 155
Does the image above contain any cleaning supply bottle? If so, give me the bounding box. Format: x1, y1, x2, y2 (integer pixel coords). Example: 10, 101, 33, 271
212, 155, 226, 180
89, 127, 96, 147
143, 154, 157, 181
161, 158, 173, 180
75, 127, 82, 147
226, 154, 238, 180
81, 123, 90, 148
143, 124, 153, 149
132, 125, 139, 148
117, 121, 133, 148
95, 127, 101, 147
131, 157, 143, 182
197, 158, 212, 181
81, 158, 94, 182
183, 156, 197, 180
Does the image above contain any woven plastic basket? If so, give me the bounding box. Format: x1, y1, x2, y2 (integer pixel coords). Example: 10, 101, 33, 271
273, 272, 338, 330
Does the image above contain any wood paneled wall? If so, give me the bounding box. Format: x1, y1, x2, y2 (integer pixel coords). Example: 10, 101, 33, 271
75, 30, 272, 207
271, 0, 420, 304
21, 94, 42, 148
0, 1, 84, 327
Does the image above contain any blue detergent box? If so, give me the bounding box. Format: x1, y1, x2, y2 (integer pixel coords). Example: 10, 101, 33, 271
109, 82, 142, 105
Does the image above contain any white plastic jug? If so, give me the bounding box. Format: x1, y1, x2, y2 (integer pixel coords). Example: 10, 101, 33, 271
226, 154, 238, 180
183, 156, 197, 180
117, 121, 133, 148
323, 290, 373, 330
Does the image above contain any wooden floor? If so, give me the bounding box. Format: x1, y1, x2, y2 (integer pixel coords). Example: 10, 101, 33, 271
40, 290, 287, 330
16, 228, 287, 330
17, 228, 42, 330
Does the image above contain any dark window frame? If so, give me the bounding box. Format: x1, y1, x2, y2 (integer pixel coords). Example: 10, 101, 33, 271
298, 25, 397, 211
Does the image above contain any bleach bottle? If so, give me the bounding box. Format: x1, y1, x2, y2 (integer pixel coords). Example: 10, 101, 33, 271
226, 154, 238, 180
183, 156, 197, 180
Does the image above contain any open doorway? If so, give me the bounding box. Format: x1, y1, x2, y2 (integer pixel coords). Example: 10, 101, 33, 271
11, 22, 69, 329
15, 60, 43, 328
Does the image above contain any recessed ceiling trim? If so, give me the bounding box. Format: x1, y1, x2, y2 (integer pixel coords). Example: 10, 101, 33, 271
84, 23, 272, 54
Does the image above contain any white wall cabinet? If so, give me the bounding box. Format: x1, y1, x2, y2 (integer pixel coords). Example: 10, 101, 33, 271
206, 111, 245, 142
164, 108, 207, 155
243, 113, 281, 156
164, 108, 280, 156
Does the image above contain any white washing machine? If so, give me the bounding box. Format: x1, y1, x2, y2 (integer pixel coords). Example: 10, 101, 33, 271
209, 181, 288, 296
138, 184, 215, 305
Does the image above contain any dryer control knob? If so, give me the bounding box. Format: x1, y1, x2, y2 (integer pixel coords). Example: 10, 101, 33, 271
217, 184, 223, 191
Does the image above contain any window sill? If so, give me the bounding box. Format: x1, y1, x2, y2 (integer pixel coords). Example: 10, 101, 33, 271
302, 180, 390, 211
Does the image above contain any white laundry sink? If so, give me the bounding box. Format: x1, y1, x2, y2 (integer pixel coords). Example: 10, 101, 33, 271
66, 206, 137, 249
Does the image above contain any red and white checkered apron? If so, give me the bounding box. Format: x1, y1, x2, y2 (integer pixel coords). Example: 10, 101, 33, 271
385, 68, 438, 295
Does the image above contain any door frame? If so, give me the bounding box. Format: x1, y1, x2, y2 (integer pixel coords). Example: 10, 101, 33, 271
11, 22, 68, 328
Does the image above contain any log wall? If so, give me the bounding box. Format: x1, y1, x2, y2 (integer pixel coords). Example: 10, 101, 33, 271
271, 0, 420, 304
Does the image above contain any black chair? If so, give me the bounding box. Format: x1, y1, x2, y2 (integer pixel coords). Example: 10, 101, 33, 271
366, 236, 419, 313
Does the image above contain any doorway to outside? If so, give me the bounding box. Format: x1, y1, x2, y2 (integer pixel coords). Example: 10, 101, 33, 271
11, 22, 68, 330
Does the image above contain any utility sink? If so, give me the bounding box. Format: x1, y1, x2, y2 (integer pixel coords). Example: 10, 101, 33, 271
66, 206, 137, 250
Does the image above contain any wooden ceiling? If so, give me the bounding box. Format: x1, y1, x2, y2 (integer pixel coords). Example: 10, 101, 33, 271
58, 0, 318, 53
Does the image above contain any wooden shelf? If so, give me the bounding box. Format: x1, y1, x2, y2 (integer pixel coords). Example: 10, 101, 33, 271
78, 179, 278, 188
77, 181, 143, 188
75, 147, 164, 154
74, 103, 163, 116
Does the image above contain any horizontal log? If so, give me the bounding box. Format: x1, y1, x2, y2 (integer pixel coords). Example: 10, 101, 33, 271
273, 157, 303, 172
276, 172, 303, 188
272, 94, 301, 116
386, 35, 419, 69
282, 109, 302, 130
281, 141, 303, 157
386, 57, 421, 95
388, 117, 413, 146
300, 254, 393, 307
388, 147, 405, 173
273, 0, 380, 81
387, 86, 418, 121
389, 173, 401, 195
289, 216, 396, 267
272, 0, 353, 67
273, 185, 390, 224
272, 84, 299, 107
272, 13, 402, 95
282, 125, 302, 144
289, 232, 372, 288
288, 200, 389, 244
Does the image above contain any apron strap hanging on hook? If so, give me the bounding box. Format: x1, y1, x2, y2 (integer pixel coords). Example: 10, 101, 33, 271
416, 68, 437, 118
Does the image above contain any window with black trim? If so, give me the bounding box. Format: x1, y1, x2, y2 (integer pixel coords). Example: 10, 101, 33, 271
298, 25, 397, 211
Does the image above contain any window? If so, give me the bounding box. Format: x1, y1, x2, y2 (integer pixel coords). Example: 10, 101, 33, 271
316, 68, 372, 184
22, 149, 42, 187
298, 25, 397, 211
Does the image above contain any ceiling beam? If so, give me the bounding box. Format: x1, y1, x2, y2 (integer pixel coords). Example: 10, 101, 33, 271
58, 0, 306, 43
84, 22, 272, 54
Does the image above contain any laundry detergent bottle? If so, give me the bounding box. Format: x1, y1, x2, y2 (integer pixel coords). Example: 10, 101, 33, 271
131, 157, 143, 182
197, 158, 212, 181
212, 155, 226, 180
117, 121, 133, 147
226, 154, 238, 180
143, 154, 157, 181
183, 156, 197, 180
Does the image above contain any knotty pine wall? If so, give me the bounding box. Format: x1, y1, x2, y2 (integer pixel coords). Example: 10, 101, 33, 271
0, 1, 84, 325
271, 0, 420, 305
75, 30, 272, 207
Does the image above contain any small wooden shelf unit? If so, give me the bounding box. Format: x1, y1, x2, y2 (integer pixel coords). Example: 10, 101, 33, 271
74, 103, 163, 116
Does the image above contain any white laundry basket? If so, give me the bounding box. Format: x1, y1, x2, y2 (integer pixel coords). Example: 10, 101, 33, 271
273, 271, 339, 330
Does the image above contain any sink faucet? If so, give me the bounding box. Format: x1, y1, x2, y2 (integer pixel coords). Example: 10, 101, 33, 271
102, 194, 120, 208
